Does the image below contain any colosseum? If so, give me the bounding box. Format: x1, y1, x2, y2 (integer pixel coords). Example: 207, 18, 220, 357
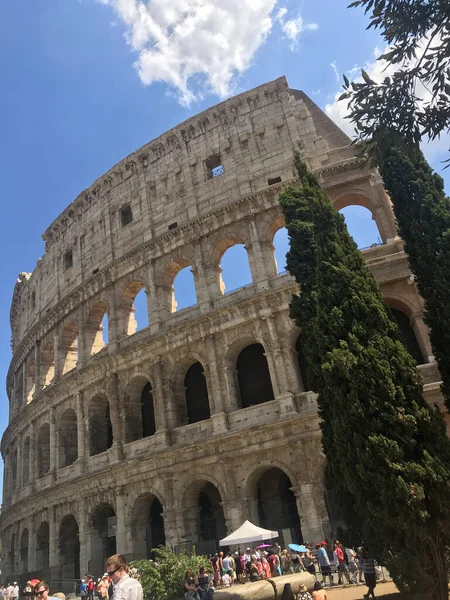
0, 76, 445, 592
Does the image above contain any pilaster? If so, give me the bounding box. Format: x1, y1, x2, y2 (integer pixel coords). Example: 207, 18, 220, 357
106, 372, 124, 460
115, 486, 128, 555
153, 358, 170, 445
76, 391, 86, 473
291, 484, 325, 544
78, 497, 90, 576
34, 342, 41, 400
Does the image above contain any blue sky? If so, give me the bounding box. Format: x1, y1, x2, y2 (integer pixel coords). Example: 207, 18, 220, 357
0, 0, 449, 498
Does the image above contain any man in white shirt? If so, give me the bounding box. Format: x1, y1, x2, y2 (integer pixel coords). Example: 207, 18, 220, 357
106, 554, 143, 600
10, 584, 19, 600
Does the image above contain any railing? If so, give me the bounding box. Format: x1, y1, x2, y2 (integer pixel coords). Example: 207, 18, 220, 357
359, 240, 383, 251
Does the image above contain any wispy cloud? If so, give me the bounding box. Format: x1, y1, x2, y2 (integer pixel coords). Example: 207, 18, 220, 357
330, 61, 340, 83
276, 7, 318, 51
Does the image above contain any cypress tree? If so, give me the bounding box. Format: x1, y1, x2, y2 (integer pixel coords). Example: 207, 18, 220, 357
374, 131, 450, 410
280, 155, 450, 599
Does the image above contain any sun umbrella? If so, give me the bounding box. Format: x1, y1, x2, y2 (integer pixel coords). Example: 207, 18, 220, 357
289, 543, 307, 553
256, 543, 272, 549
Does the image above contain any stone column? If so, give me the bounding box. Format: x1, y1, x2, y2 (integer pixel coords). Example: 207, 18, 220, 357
371, 181, 398, 243
206, 335, 229, 434
16, 434, 23, 490
193, 240, 212, 312
77, 307, 87, 370
292, 484, 324, 543
162, 477, 178, 547
115, 486, 128, 555
53, 332, 61, 380
34, 342, 41, 399
147, 260, 162, 334
152, 358, 170, 446
48, 507, 59, 584
107, 285, 120, 353
78, 497, 90, 576
247, 217, 270, 291
22, 362, 27, 406
49, 409, 57, 475
29, 421, 36, 486
76, 391, 86, 473
28, 518, 36, 572
106, 373, 124, 461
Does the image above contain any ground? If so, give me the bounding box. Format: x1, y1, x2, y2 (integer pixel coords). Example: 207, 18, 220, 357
328, 581, 400, 598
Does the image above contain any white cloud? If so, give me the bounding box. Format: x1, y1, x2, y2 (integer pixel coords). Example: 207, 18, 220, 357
325, 44, 450, 158
98, 0, 318, 104
330, 61, 340, 83
276, 7, 318, 51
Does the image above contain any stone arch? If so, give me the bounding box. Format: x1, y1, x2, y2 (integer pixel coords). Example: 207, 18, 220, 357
59, 514, 80, 581
37, 423, 51, 478
22, 436, 30, 485
86, 300, 109, 355
235, 343, 275, 408
182, 477, 227, 554
211, 233, 253, 295
169, 353, 209, 428
245, 464, 302, 547
89, 394, 113, 456
41, 340, 55, 388
331, 190, 386, 244
90, 503, 116, 576
384, 297, 426, 365
36, 520, 50, 572
25, 356, 36, 403
19, 527, 29, 574
162, 258, 198, 313
121, 280, 148, 336
130, 492, 166, 559
124, 375, 156, 443
58, 408, 78, 468
339, 205, 382, 249
61, 320, 79, 374
273, 226, 290, 275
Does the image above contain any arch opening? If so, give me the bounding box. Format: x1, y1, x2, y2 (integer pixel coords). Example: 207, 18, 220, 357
41, 341, 55, 388
142, 382, 157, 438
20, 528, 29, 575
26, 358, 36, 403
86, 301, 109, 356
59, 515, 80, 581
61, 321, 78, 374
172, 267, 197, 312
58, 409, 78, 468
185, 481, 226, 556
254, 467, 302, 547
237, 343, 275, 408
36, 521, 50, 573
339, 205, 382, 249
185, 362, 211, 424
90, 504, 116, 576
131, 494, 166, 559
37, 424, 51, 478
219, 244, 252, 295
391, 308, 425, 365
273, 227, 289, 275
22, 437, 30, 485
124, 377, 156, 443
123, 281, 148, 336
89, 396, 113, 456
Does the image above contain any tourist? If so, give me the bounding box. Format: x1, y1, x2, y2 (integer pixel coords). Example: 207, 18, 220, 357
33, 581, 59, 600
291, 549, 301, 573
272, 542, 281, 556
234, 552, 243, 584
297, 583, 313, 600
303, 546, 316, 576
97, 575, 109, 600
317, 542, 332, 587
221, 570, 231, 588
211, 555, 220, 587
311, 581, 327, 600
106, 554, 143, 600
9, 583, 18, 600
222, 553, 231, 579
262, 552, 271, 579
356, 548, 365, 583
23, 582, 33, 596
249, 559, 260, 582
87, 578, 95, 600
244, 548, 252, 574
362, 549, 376, 599
184, 569, 200, 600
268, 550, 280, 577
335, 541, 350, 585
6, 584, 13, 600
280, 583, 295, 600
345, 546, 359, 585
281, 549, 292, 575
197, 566, 213, 600
80, 579, 88, 600
0, 585, 6, 600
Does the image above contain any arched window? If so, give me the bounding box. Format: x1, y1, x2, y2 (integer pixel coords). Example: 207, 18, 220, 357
339, 206, 382, 249
273, 227, 289, 274
184, 481, 226, 556
90, 504, 116, 576
86, 301, 108, 355
122, 281, 148, 335
26, 358, 35, 403
41, 341, 55, 388
22, 437, 30, 485
237, 343, 275, 408
131, 494, 166, 559
59, 515, 80, 580
89, 396, 113, 456
185, 362, 210, 424
391, 308, 425, 365
141, 382, 156, 438
172, 267, 197, 312
37, 424, 51, 478
61, 321, 78, 374
59, 409, 78, 468
220, 244, 252, 294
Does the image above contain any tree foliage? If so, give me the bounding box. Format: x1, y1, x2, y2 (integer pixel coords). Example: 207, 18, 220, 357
279, 155, 450, 600
131, 547, 210, 600
373, 130, 450, 410
341, 0, 450, 150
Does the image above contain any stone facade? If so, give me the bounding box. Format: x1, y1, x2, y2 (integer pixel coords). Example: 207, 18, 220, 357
1, 77, 445, 592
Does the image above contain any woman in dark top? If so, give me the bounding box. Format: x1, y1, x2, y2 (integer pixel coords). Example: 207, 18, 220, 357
184, 569, 200, 600
197, 566, 213, 600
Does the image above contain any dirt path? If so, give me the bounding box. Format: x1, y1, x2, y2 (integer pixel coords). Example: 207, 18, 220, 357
326, 580, 400, 599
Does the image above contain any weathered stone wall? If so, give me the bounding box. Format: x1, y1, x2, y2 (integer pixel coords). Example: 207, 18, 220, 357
1, 76, 443, 591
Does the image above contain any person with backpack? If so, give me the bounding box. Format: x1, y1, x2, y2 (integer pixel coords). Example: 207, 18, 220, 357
88, 578, 95, 600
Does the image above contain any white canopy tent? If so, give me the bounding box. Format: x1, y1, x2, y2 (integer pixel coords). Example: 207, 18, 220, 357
219, 520, 278, 546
